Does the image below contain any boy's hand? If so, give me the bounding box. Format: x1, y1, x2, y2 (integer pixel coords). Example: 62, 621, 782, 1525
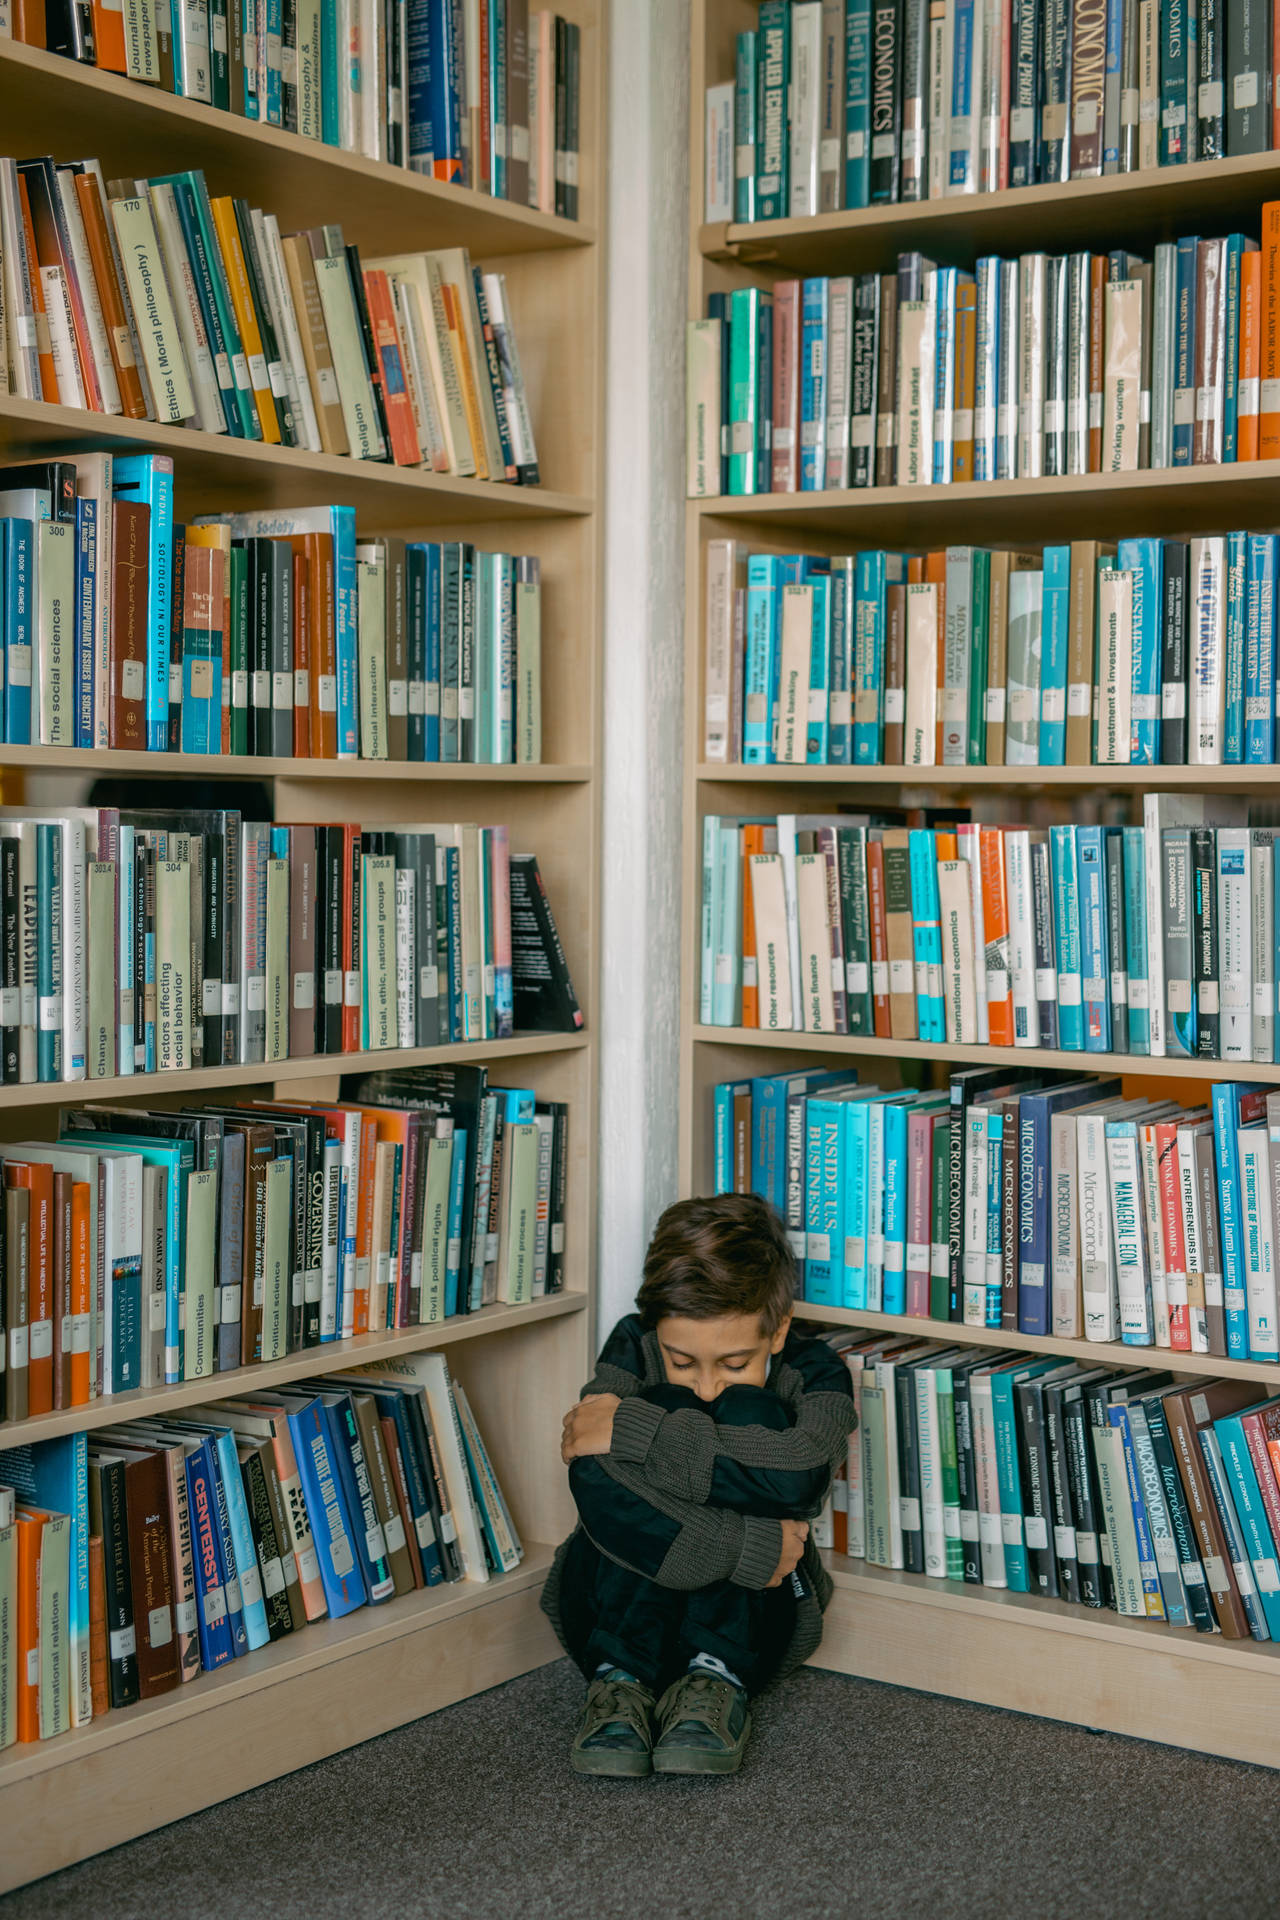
766, 1519, 809, 1587
561, 1393, 621, 1462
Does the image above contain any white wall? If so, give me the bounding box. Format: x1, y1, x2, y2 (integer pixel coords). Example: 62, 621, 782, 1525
597, 0, 690, 1333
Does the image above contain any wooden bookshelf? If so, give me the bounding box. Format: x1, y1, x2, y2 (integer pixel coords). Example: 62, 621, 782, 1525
0, 0, 604, 1888
683, 0, 1280, 1769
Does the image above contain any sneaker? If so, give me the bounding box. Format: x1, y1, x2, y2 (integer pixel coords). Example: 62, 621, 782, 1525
570, 1670, 656, 1777
651, 1671, 751, 1776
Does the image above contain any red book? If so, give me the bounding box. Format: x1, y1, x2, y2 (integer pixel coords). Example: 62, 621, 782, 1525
341, 824, 362, 1054
1153, 1119, 1192, 1352
24, 1162, 53, 1418
866, 834, 891, 1038
361, 268, 422, 467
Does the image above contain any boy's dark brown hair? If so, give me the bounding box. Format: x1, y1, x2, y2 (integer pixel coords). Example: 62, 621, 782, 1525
636, 1193, 797, 1335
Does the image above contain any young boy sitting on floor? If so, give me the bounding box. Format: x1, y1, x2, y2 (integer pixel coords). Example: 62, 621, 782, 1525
541, 1192, 857, 1777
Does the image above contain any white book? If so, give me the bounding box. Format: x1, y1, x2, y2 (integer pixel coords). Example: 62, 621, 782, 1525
1138, 0, 1160, 168
174, 0, 212, 100
108, 193, 196, 422
1078, 1107, 1120, 1339
1107, 1123, 1155, 1345
314, 253, 384, 460
704, 80, 734, 222
969, 1371, 1007, 1586
824, 276, 854, 489
1177, 1120, 1212, 1355
36, 520, 75, 748
869, 1358, 904, 1568
51, 170, 122, 416
1252, 831, 1275, 1064
905, 582, 938, 764
956, 823, 989, 1041
40, 264, 87, 411
749, 853, 792, 1032
978, 0, 1008, 193
942, 547, 973, 763
938, 857, 977, 1043
1096, 568, 1134, 764
1003, 827, 1037, 1048
1004, 565, 1044, 764
1103, 279, 1143, 471
1017, 252, 1046, 478
896, 287, 937, 485
1216, 827, 1252, 1061
685, 318, 722, 498
962, 1105, 989, 1324
843, 1358, 867, 1558
795, 852, 836, 1033
1189, 536, 1227, 764
146, 182, 224, 436
703, 539, 738, 764
1050, 1110, 1083, 1337
1240, 1128, 1280, 1361
776, 583, 813, 765
788, 2, 823, 217
1093, 1421, 1147, 1616
255, 210, 321, 453
915, 1368, 948, 1577
928, 0, 951, 199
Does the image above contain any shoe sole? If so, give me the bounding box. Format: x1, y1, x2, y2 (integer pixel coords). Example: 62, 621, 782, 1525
570, 1748, 653, 1778
651, 1744, 746, 1775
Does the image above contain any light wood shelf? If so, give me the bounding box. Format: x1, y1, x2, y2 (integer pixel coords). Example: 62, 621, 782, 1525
0, 395, 591, 528
0, 40, 594, 259
0, 1027, 587, 1111
690, 1022, 1276, 1084
0, 1291, 587, 1447
695, 762, 1280, 790
793, 1303, 1280, 1387
694, 458, 1280, 545
684, 0, 1280, 1771
0, 0, 605, 1879
699, 145, 1280, 278
0, 743, 591, 782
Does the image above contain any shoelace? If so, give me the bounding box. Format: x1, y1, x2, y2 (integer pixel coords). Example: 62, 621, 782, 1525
666, 1672, 726, 1721
588, 1679, 645, 1730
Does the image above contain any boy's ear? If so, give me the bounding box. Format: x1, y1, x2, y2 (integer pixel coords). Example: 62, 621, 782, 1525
769, 1313, 793, 1356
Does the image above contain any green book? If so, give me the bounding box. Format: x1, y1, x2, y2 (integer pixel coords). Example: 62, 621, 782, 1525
967, 547, 992, 766
727, 286, 761, 495
229, 544, 250, 757
838, 827, 874, 1036
935, 1363, 964, 1579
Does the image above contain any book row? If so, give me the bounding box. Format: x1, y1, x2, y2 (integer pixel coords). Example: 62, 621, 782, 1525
2, 1, 581, 212
1, 457, 544, 763
816, 1328, 1280, 1645
700, 799, 1280, 1065
717, 1068, 1280, 1361
0, 157, 541, 481
687, 217, 1280, 497
0, 804, 580, 1086
704, 0, 1276, 225
0, 1064, 569, 1426
704, 535, 1279, 770
0, 1347, 520, 1747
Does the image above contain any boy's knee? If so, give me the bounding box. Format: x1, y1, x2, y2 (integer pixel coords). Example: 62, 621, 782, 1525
710, 1384, 792, 1429
637, 1381, 707, 1413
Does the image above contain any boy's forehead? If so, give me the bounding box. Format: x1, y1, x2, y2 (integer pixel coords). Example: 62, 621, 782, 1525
655, 1310, 769, 1349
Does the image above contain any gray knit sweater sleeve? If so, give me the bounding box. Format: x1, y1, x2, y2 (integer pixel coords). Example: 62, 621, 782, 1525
588, 1454, 784, 1592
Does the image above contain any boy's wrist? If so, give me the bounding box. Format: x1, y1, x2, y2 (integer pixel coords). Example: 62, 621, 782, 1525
732, 1516, 784, 1590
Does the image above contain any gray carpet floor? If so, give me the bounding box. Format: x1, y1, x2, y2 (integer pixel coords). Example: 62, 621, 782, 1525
6, 1659, 1280, 1919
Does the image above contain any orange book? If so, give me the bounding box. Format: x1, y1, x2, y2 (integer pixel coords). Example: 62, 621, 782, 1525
305, 533, 338, 760
14, 1509, 43, 1742
70, 1180, 91, 1407
73, 170, 147, 419
440, 280, 490, 480
16, 175, 59, 405
1261, 204, 1280, 461
740, 823, 767, 1028
52, 1170, 71, 1412
89, 0, 127, 65
12, 0, 46, 41
980, 827, 1014, 1046
361, 267, 422, 466
182, 523, 233, 755
209, 197, 280, 443
88, 1534, 109, 1719
866, 834, 891, 1038
293, 551, 312, 759
1239, 249, 1262, 462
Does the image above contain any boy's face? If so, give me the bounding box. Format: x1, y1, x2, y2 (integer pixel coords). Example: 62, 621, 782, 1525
655, 1311, 792, 1401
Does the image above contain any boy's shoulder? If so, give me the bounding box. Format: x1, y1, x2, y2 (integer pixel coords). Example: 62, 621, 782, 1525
779, 1323, 856, 1399
593, 1313, 653, 1382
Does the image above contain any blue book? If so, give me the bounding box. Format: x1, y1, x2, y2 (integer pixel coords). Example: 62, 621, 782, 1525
263, 0, 283, 119
754, 2, 790, 219
1223, 236, 1251, 462
331, 505, 359, 757
727, 286, 761, 495
112, 455, 174, 751
359, 1383, 446, 1584
317, 1391, 394, 1602
806, 574, 831, 762
853, 550, 905, 764
908, 829, 946, 1042
1199, 1425, 1270, 1639
320, 0, 340, 141
1172, 236, 1200, 466
443, 1125, 467, 1316
36, 823, 61, 1084
1215, 1409, 1280, 1640
1122, 826, 1150, 1052
1224, 530, 1248, 763
984, 1108, 1004, 1328
932, 267, 958, 485
183, 1436, 236, 1668
756, 295, 773, 496
881, 1099, 909, 1314
3, 519, 33, 744
1213, 1082, 1269, 1359
1049, 825, 1084, 1049
158, 176, 244, 437
1017, 1078, 1120, 1334
712, 823, 741, 1027
285, 1394, 368, 1616
840, 1093, 874, 1309
473, 552, 495, 758
195, 1428, 248, 1655
713, 1081, 736, 1193
0, 1431, 90, 1720
804, 1095, 845, 1305
408, 0, 463, 180
843, 0, 871, 207
1117, 537, 1160, 765
1076, 826, 1111, 1051
1102, 0, 1123, 167
734, 31, 757, 222
1109, 1404, 1167, 1619
750, 1067, 855, 1214
206, 1424, 272, 1649
973, 258, 1000, 481
1245, 534, 1277, 764
74, 496, 96, 750
949, 0, 977, 188
744, 553, 782, 763
1160, 0, 1189, 162
991, 1359, 1062, 1591
827, 560, 852, 765
800, 278, 829, 489
489, 0, 508, 195
1039, 544, 1071, 764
